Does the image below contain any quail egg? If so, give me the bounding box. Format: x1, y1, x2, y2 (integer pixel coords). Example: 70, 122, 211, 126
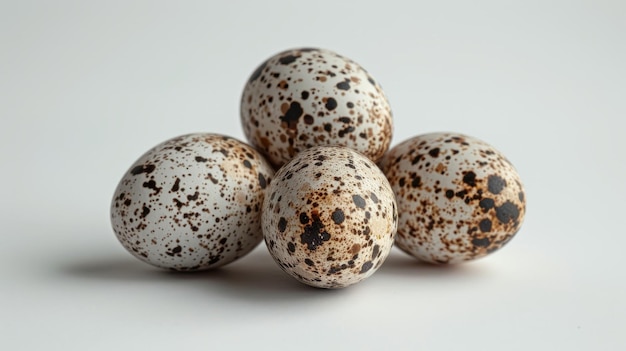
110, 133, 274, 271
241, 47, 393, 168
379, 132, 526, 264
262, 146, 397, 288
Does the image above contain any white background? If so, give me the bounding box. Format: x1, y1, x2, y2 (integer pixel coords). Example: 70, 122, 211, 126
2, 1, 625, 350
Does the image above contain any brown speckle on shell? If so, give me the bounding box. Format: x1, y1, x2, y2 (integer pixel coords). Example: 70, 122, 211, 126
380, 132, 526, 264
110, 133, 275, 271
262, 146, 398, 288
241, 48, 393, 169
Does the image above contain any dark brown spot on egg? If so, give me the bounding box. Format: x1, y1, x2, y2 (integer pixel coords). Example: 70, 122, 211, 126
372, 245, 380, 259
142, 180, 161, 194
325, 98, 337, 111
479, 198, 495, 211
130, 164, 156, 175
336, 79, 350, 90
166, 245, 183, 256
411, 177, 421, 188
278, 217, 287, 232
370, 192, 379, 203
170, 178, 180, 192
141, 205, 150, 218
495, 201, 520, 224
352, 195, 366, 209
428, 148, 440, 158
207, 173, 218, 184
472, 237, 491, 247
479, 218, 492, 232
488, 175, 506, 194
279, 54, 300, 65
331, 208, 345, 224
300, 212, 309, 224
300, 213, 330, 250
338, 126, 355, 138
258, 173, 267, 189
463, 171, 477, 187
280, 101, 303, 130
360, 261, 373, 273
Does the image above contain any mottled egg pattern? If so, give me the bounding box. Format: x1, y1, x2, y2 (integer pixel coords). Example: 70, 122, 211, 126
262, 146, 398, 288
111, 134, 274, 271
380, 133, 526, 264
241, 47, 393, 169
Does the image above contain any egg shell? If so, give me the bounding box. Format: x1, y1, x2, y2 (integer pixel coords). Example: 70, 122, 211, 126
380, 132, 526, 264
110, 133, 274, 271
262, 146, 398, 288
241, 47, 393, 169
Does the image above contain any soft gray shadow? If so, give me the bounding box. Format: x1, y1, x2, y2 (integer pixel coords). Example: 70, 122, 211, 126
61, 255, 169, 282
376, 249, 492, 278
206, 248, 342, 301
59, 247, 341, 302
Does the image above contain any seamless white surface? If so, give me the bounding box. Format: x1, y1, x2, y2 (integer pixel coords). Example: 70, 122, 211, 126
1, 1, 625, 350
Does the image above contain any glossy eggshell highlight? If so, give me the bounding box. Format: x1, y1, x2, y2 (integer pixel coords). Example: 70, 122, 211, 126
380, 133, 526, 264
110, 133, 274, 271
241, 47, 393, 169
262, 146, 398, 288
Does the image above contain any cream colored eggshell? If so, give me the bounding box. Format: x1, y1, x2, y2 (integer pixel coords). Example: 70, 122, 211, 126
241, 48, 393, 169
262, 146, 398, 288
111, 133, 274, 271
380, 132, 526, 264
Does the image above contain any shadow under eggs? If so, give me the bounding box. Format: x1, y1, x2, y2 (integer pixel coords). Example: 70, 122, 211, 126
376, 249, 494, 279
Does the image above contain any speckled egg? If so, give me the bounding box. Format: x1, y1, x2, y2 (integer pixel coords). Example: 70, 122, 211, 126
241, 47, 393, 169
262, 146, 398, 288
110, 133, 274, 271
380, 133, 526, 264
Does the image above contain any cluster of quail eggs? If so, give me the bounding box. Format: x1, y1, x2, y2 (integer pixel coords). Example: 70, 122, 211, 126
111, 48, 526, 289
